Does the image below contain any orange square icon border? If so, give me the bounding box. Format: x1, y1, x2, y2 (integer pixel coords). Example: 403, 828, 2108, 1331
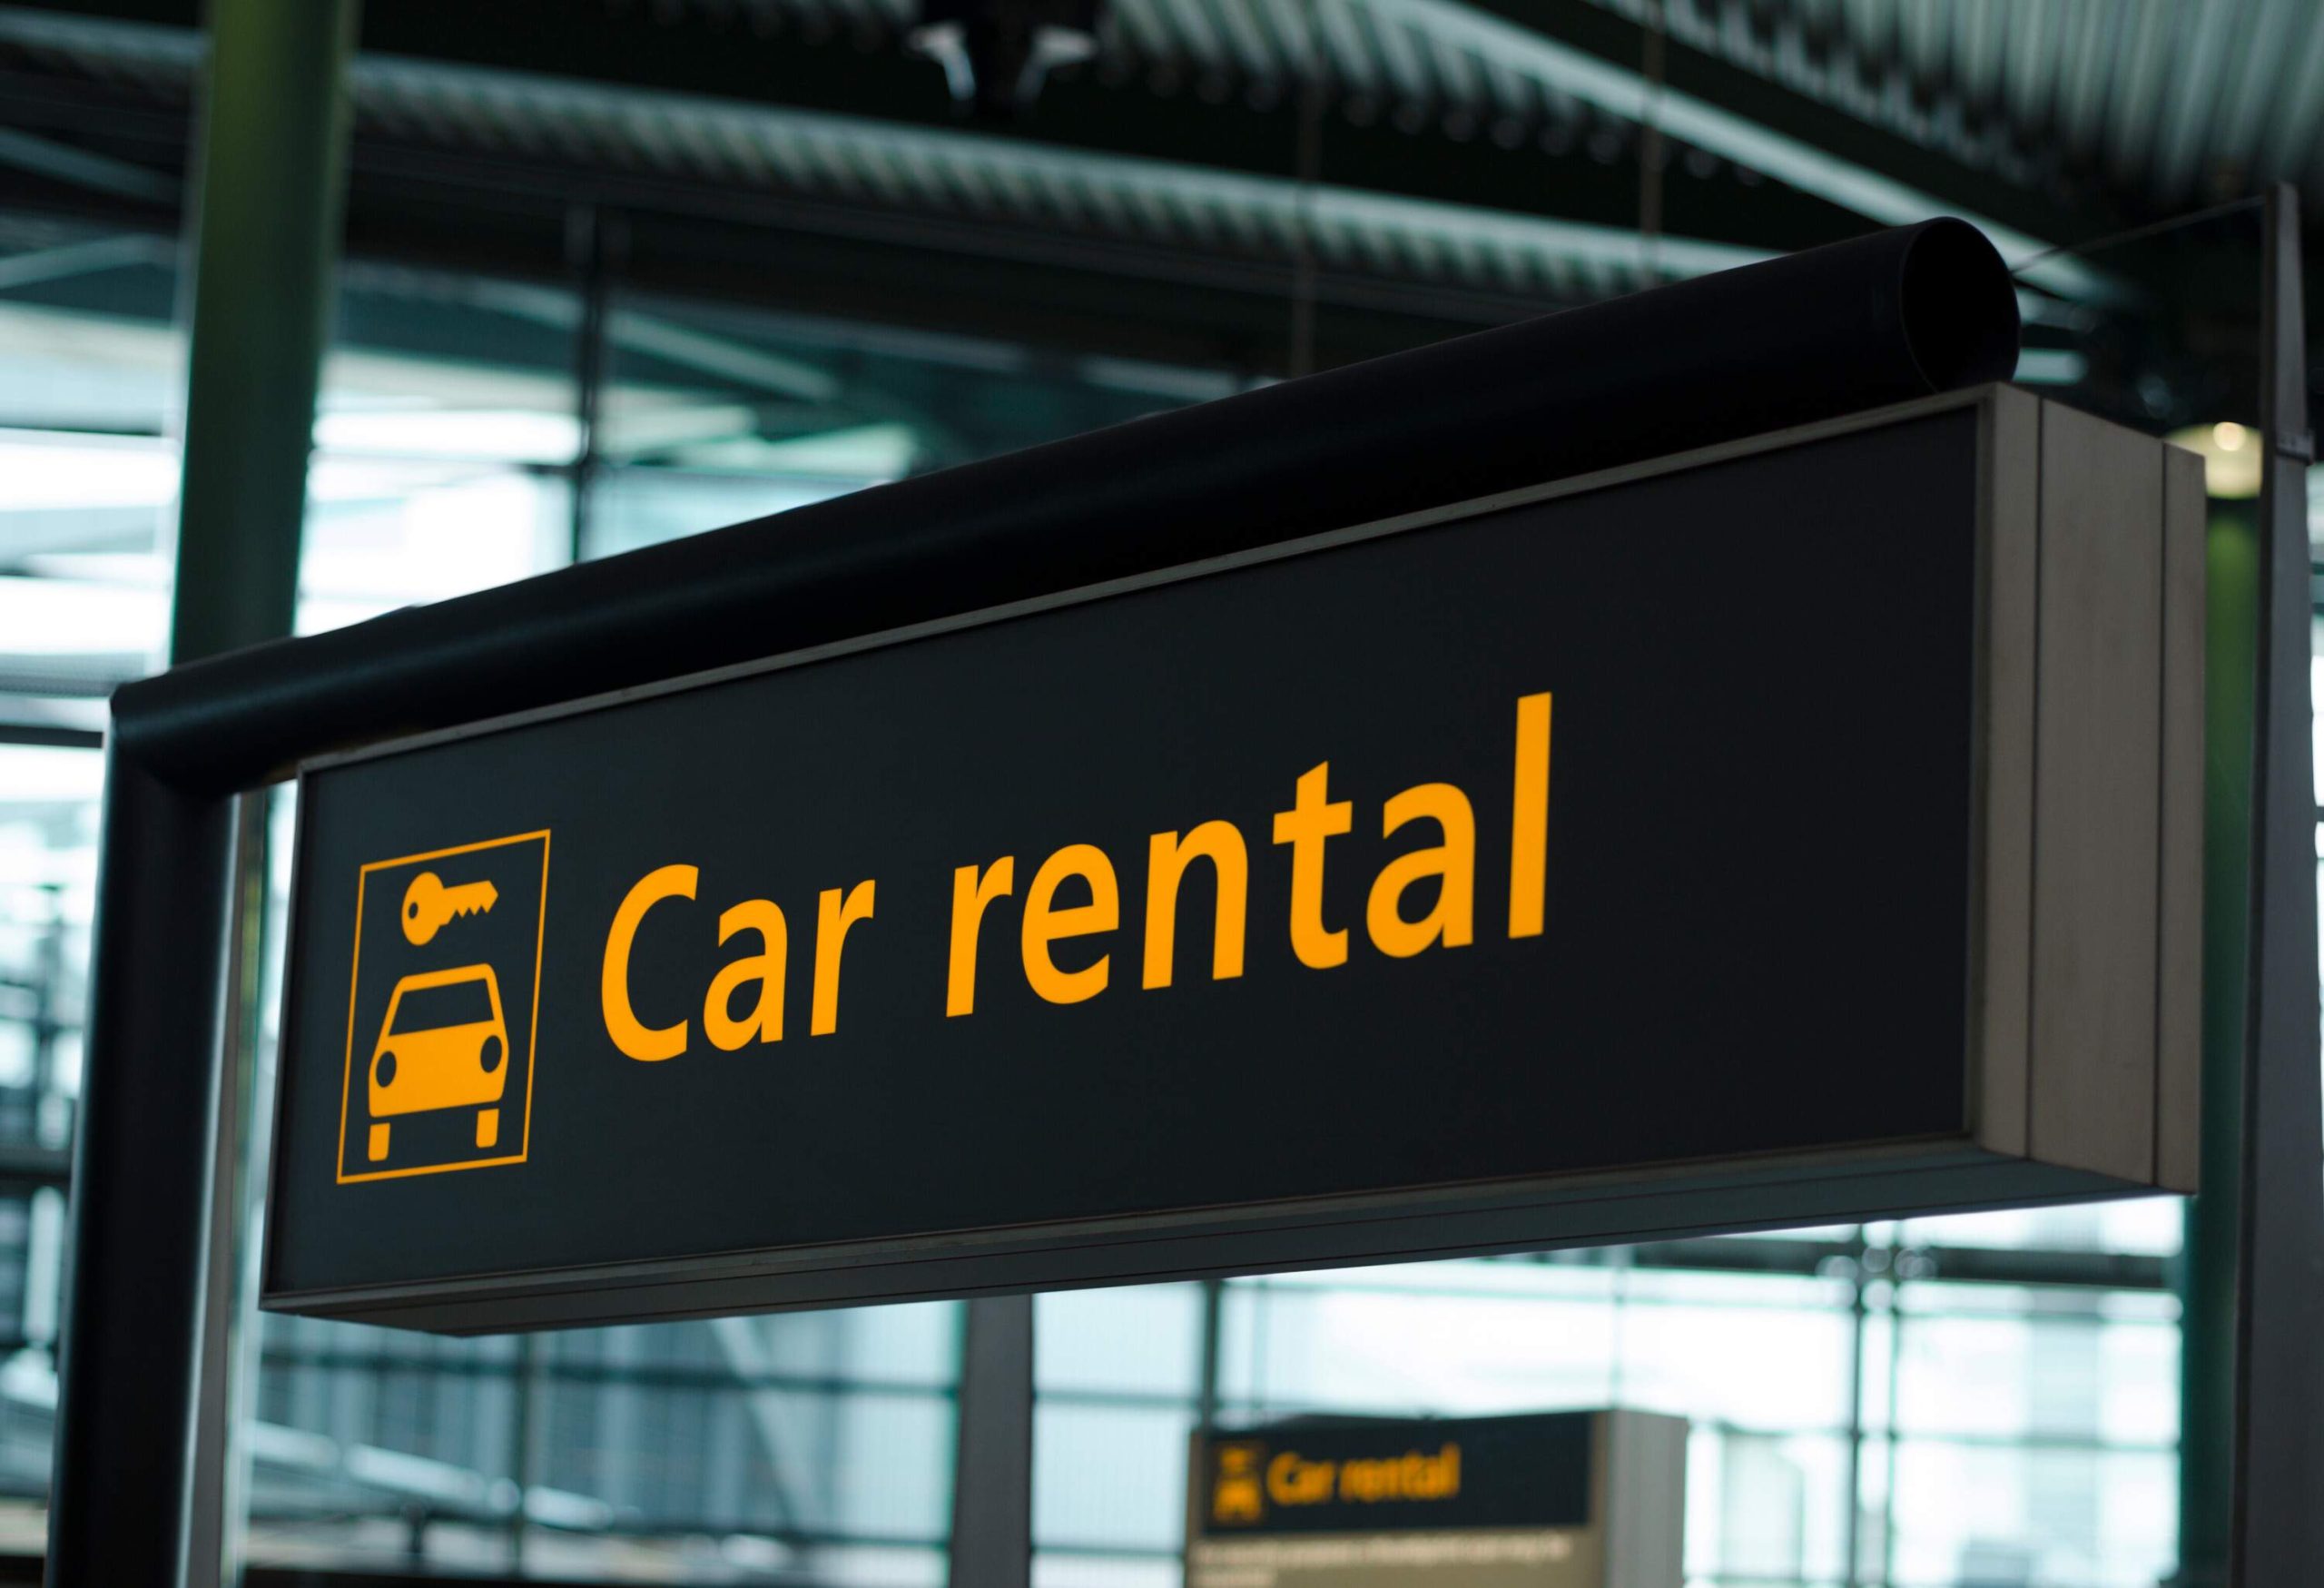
335, 830, 552, 1185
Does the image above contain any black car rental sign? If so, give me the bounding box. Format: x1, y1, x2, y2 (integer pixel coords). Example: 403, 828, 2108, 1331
262, 389, 2202, 1333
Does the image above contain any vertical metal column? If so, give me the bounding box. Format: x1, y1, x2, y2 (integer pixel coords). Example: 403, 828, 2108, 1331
2229, 182, 2324, 1584
166, 0, 359, 665
45, 4, 356, 1584
2175, 498, 2258, 1588
1194, 1277, 1225, 1434
507, 1333, 547, 1566
1837, 1228, 1870, 1588
566, 204, 613, 567
950, 1296, 1035, 1588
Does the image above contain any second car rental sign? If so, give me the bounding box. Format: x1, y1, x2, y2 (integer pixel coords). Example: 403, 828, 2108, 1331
263, 391, 2200, 1332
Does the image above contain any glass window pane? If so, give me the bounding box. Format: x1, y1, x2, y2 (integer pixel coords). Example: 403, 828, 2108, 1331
1894, 1286, 2179, 1447
1037, 1285, 1201, 1398
1033, 1553, 1181, 1588
1898, 1198, 2184, 1258
0, 220, 180, 728
586, 291, 1226, 559
1035, 1402, 1194, 1553
1887, 1443, 2175, 1588
251, 1307, 959, 1576
1219, 1267, 1621, 1416
0, 745, 102, 1155
299, 266, 582, 635
1612, 1277, 1855, 1433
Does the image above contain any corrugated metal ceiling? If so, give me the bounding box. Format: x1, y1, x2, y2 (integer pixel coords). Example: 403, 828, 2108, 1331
1581, 0, 2324, 207
0, 5, 1760, 305
664, 0, 2324, 213
3, 0, 2312, 313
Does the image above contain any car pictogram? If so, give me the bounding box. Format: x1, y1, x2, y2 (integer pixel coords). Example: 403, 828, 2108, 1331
367, 963, 511, 1162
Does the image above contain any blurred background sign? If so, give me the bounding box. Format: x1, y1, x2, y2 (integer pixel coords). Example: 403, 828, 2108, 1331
1186, 1411, 1685, 1588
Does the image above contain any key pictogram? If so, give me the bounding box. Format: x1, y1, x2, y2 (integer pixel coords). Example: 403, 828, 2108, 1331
338, 831, 550, 1184
402, 872, 501, 945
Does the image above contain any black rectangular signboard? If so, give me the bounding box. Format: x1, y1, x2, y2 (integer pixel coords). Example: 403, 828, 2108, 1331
1196, 1415, 1594, 1536
1186, 1412, 1688, 1588
264, 391, 2200, 1331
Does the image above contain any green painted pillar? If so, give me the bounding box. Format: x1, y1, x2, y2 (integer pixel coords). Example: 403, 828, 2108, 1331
169, 0, 359, 665
2174, 502, 2258, 1588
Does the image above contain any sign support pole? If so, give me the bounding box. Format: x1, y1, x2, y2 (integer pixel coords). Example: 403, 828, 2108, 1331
2229, 182, 2324, 1584
45, 760, 234, 1586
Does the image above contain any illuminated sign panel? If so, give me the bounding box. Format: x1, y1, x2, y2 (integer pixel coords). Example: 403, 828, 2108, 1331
262, 391, 2201, 1332
1199, 1418, 1585, 1534
1187, 1413, 1685, 1588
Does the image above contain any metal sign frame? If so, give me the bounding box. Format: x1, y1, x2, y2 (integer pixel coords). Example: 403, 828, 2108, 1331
43, 217, 2322, 1588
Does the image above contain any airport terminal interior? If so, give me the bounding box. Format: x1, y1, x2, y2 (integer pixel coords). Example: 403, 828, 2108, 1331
1, 2, 2321, 1585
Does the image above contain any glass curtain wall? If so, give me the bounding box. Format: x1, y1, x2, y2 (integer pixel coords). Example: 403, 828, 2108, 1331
0, 211, 182, 1553
1032, 1206, 2182, 1588
0, 199, 2304, 1584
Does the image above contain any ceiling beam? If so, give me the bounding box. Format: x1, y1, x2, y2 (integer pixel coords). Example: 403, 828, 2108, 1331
13, 0, 2299, 405
1422, 0, 2139, 301
0, 0, 1877, 261
360, 0, 1876, 255
0, 124, 172, 202
0, 111, 1541, 382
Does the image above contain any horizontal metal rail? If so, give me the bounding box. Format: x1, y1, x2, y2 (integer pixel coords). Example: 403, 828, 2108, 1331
111, 220, 2014, 790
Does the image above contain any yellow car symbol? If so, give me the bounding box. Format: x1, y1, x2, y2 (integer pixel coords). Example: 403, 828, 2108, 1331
367, 964, 510, 1161
1211, 1445, 1265, 1524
